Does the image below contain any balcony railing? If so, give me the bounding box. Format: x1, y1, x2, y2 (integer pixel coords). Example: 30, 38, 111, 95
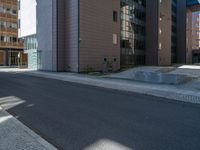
0, 42, 24, 49
0, 27, 18, 34
0, 0, 17, 6
0, 12, 17, 20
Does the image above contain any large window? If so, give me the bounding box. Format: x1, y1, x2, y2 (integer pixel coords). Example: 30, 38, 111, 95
0, 20, 18, 29
0, 35, 18, 43
0, 5, 17, 16
120, 0, 146, 66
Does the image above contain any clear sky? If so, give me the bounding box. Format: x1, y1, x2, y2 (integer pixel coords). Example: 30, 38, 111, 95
19, 0, 36, 38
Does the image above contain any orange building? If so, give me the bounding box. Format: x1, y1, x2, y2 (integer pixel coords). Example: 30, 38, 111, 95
0, 0, 27, 67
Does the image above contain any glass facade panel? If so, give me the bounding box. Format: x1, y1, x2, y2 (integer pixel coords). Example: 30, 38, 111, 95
22, 35, 38, 50
120, 0, 146, 66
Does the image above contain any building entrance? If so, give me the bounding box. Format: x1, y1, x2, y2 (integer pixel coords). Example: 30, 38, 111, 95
10, 52, 19, 66
0, 51, 5, 66
0, 50, 27, 67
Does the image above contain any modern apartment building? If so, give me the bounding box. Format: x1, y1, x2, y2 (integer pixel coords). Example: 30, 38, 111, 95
0, 0, 26, 66
187, 0, 200, 63
192, 11, 200, 63
36, 0, 120, 72
187, 11, 200, 63
35, 0, 200, 72
18, 0, 37, 69
191, 12, 200, 50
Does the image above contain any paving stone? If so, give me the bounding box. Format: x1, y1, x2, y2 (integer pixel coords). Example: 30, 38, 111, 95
0, 110, 57, 150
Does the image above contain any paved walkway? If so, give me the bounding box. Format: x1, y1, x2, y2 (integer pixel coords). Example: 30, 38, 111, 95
0, 68, 58, 149
0, 68, 200, 149
0, 67, 35, 72
22, 70, 200, 105
0, 72, 200, 150
0, 107, 57, 150
170, 65, 200, 77
0, 67, 199, 105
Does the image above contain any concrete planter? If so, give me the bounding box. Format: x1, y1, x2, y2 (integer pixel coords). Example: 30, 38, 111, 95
133, 71, 194, 85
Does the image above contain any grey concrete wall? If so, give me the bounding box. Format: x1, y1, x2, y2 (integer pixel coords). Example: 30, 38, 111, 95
37, 0, 79, 72
36, 0, 57, 71
65, 0, 79, 72
79, 0, 120, 72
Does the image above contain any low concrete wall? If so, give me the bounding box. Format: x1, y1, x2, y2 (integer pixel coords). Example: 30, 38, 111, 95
106, 66, 197, 85
133, 71, 193, 85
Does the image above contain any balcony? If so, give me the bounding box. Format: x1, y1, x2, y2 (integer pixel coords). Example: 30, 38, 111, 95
0, 12, 17, 20
0, 28, 18, 35
0, 0, 18, 6
0, 42, 24, 49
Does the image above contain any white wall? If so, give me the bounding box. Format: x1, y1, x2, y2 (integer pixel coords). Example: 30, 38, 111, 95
19, 0, 36, 38
36, 0, 58, 71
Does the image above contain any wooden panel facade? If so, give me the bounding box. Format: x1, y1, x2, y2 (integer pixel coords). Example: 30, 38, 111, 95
0, 0, 26, 66
0, 51, 4, 65
0, 0, 23, 50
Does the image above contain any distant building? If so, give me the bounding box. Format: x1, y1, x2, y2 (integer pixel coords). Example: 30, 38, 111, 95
18, 0, 37, 69
187, 10, 200, 63
192, 12, 200, 50
0, 0, 27, 67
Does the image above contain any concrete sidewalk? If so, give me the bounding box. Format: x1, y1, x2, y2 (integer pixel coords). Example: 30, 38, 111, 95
23, 71, 200, 105
0, 107, 57, 150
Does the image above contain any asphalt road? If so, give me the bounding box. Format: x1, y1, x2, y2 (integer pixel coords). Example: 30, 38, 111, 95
0, 72, 200, 150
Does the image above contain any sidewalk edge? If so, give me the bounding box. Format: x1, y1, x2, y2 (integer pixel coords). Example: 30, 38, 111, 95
0, 106, 58, 150
25, 71, 200, 105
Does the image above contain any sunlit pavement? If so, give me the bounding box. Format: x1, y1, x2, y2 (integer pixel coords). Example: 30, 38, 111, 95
0, 71, 200, 150
0, 104, 57, 150
22, 69, 200, 105
0, 67, 35, 73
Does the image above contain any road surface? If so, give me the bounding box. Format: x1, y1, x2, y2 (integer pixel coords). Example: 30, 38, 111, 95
0, 72, 199, 150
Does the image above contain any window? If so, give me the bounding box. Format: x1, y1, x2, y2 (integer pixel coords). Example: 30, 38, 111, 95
18, 0, 21, 10
0, 36, 4, 42
113, 11, 118, 22
12, 9, 17, 15
113, 34, 118, 45
120, 0, 146, 65
13, 37, 17, 42
18, 19, 20, 28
